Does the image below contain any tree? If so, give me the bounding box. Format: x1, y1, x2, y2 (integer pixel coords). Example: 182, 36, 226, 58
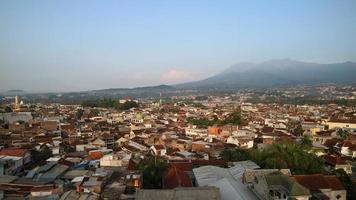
91, 108, 100, 116
138, 156, 168, 189
76, 109, 84, 120
220, 147, 249, 162
30, 146, 53, 164
4, 106, 12, 113
120, 101, 138, 110
287, 120, 300, 131
337, 129, 350, 139
186, 117, 216, 126
248, 140, 324, 175
299, 135, 313, 149
221, 111, 242, 125
293, 125, 304, 137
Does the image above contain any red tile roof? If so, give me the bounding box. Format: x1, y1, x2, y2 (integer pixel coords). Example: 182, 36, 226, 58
153, 145, 166, 150
163, 166, 192, 189
323, 154, 347, 165
127, 158, 139, 171
169, 161, 193, 171
292, 174, 344, 192
0, 148, 29, 157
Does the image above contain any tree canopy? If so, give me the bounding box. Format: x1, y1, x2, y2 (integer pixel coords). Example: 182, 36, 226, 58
81, 98, 138, 111
186, 111, 243, 126
221, 140, 324, 175
138, 156, 168, 189
337, 129, 350, 139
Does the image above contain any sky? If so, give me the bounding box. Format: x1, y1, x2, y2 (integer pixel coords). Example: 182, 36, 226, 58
0, 0, 356, 92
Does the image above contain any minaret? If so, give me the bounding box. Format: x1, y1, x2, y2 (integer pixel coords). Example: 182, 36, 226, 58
159, 91, 162, 106
14, 96, 20, 111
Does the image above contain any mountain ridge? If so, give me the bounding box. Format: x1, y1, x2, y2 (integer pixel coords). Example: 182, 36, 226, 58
177, 59, 356, 89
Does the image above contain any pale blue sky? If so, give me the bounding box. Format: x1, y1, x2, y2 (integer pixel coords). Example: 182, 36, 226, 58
1, 0, 356, 92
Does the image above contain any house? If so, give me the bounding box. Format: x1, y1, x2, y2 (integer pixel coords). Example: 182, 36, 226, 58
0, 148, 31, 174
340, 141, 356, 158
313, 130, 335, 144
292, 174, 346, 200
163, 165, 193, 189
91, 138, 106, 147
0, 175, 59, 199
226, 136, 254, 149
151, 145, 167, 156
100, 152, 130, 167
325, 119, 356, 131
323, 154, 352, 174
302, 120, 324, 135
208, 126, 222, 136
185, 126, 208, 138
248, 172, 311, 200
41, 120, 59, 131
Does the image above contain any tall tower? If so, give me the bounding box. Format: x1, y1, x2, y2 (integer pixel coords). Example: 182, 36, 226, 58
14, 96, 20, 111
159, 91, 162, 106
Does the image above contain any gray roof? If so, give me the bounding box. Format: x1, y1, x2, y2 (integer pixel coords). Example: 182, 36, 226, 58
135, 187, 221, 200
38, 164, 69, 183
60, 190, 99, 200
0, 175, 17, 183
265, 174, 311, 197
193, 164, 259, 200
63, 169, 90, 179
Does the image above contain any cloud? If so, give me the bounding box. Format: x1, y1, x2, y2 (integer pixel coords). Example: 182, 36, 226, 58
160, 69, 194, 83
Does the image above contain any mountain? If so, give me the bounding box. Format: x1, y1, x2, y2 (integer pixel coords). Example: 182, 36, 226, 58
91, 84, 173, 93
177, 59, 356, 89
82, 84, 175, 98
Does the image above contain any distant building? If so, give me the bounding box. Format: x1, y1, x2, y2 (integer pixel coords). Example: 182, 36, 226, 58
0, 112, 33, 124
325, 119, 356, 131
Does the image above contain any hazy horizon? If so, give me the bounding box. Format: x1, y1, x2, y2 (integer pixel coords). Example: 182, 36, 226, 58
1, 0, 356, 92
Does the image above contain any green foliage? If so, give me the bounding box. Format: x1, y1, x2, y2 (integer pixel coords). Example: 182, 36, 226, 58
246, 96, 356, 106
221, 111, 242, 125
75, 109, 84, 119
161, 107, 180, 113
120, 101, 139, 110
220, 147, 249, 162
195, 96, 208, 101
186, 117, 216, 126
249, 141, 324, 175
287, 120, 300, 130
299, 135, 313, 149
59, 143, 75, 154
187, 111, 243, 126
91, 108, 100, 116
293, 125, 304, 137
81, 98, 138, 111
337, 129, 350, 139
138, 156, 168, 189
192, 103, 206, 108
31, 146, 53, 164
5, 106, 13, 113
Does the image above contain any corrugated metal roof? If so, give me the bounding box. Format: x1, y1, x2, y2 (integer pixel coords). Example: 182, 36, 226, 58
38, 164, 69, 183
193, 163, 258, 200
